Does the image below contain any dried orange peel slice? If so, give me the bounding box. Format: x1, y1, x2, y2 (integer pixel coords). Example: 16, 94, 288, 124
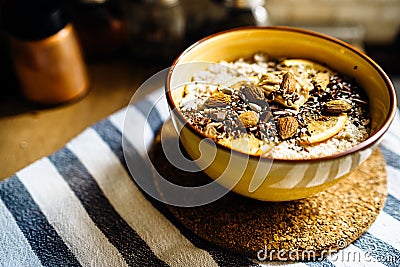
300, 113, 348, 144
219, 135, 274, 156
281, 59, 334, 74
282, 59, 334, 92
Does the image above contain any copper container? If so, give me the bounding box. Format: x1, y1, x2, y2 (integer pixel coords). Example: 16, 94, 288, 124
6, 0, 89, 105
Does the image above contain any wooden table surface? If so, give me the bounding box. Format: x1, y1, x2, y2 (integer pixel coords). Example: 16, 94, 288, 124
0, 56, 164, 181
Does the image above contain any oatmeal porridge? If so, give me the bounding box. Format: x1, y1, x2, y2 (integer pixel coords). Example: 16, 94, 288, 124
177, 53, 371, 159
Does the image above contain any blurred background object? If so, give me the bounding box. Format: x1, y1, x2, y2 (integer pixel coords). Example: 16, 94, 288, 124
0, 0, 21, 103
4, 0, 89, 105
266, 0, 400, 44
185, 0, 271, 44
127, 0, 186, 63
67, 0, 129, 59
181, 0, 400, 46
214, 0, 271, 29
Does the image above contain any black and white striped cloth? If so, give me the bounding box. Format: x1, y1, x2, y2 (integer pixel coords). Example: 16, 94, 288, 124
0, 88, 399, 267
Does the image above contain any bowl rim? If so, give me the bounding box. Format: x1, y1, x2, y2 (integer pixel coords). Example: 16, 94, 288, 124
165, 26, 397, 163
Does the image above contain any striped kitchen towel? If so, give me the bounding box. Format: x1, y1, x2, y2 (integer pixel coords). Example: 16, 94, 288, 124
0, 88, 399, 267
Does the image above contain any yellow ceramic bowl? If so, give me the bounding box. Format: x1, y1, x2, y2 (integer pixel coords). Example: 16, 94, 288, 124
166, 26, 397, 201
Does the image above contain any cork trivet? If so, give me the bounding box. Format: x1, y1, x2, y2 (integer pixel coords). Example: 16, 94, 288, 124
149, 123, 387, 261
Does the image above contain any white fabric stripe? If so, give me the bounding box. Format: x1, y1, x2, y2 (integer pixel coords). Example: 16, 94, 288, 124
387, 166, 400, 201
381, 110, 400, 155
17, 158, 128, 267
381, 134, 400, 156
388, 110, 400, 136
108, 108, 126, 131
0, 199, 43, 267
367, 211, 400, 251
68, 128, 218, 267
112, 105, 154, 156
327, 244, 385, 267
146, 88, 170, 121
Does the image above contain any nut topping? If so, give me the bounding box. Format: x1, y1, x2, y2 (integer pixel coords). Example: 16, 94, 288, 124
280, 71, 297, 94
324, 99, 352, 114
239, 111, 259, 128
204, 92, 231, 107
277, 116, 299, 139
210, 110, 227, 121
274, 73, 310, 110
179, 53, 370, 159
239, 83, 266, 104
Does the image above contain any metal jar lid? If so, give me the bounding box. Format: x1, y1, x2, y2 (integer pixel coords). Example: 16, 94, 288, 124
4, 0, 69, 41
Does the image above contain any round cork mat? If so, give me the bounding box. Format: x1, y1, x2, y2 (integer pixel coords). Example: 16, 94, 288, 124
149, 121, 387, 261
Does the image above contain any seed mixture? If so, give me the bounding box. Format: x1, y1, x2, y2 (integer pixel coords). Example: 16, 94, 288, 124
178, 53, 371, 159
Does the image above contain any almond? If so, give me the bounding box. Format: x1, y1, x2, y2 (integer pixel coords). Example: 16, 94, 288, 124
277, 116, 299, 139
274, 73, 310, 110
324, 99, 352, 114
239, 83, 266, 104
239, 111, 259, 128
204, 92, 231, 107
280, 71, 297, 94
